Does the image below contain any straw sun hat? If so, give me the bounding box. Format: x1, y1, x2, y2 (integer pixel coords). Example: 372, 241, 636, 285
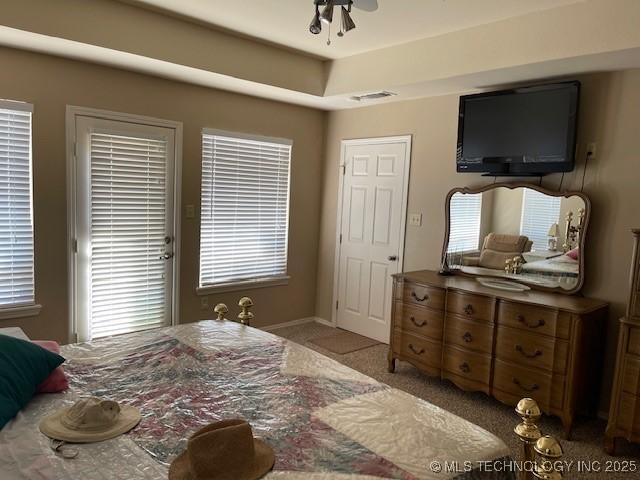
169, 419, 275, 480
39, 397, 141, 443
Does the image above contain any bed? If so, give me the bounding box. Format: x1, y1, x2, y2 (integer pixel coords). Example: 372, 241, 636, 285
521, 254, 579, 278
0, 316, 517, 479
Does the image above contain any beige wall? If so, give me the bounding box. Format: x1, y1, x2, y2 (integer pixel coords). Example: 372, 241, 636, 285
316, 70, 640, 410
0, 46, 326, 342
489, 188, 524, 237
325, 0, 640, 96
0, 0, 325, 96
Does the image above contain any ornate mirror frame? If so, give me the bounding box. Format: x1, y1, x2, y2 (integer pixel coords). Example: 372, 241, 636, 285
441, 182, 591, 295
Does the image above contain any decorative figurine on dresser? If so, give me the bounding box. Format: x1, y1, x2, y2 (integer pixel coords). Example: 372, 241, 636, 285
388, 184, 609, 438
605, 229, 640, 454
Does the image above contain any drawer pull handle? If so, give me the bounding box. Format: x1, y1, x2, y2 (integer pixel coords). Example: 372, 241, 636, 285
410, 316, 427, 327
516, 314, 546, 329
408, 343, 425, 355
513, 378, 539, 393
515, 345, 543, 359
462, 332, 473, 343
459, 362, 471, 373
464, 304, 474, 315
411, 291, 429, 302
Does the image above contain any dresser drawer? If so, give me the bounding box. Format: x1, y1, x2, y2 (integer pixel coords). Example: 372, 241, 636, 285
402, 283, 445, 310
493, 359, 565, 410
495, 326, 569, 373
622, 354, 640, 396
447, 291, 494, 323
395, 302, 444, 340
444, 315, 494, 354
628, 327, 640, 356
443, 345, 491, 385
393, 330, 442, 370
616, 392, 640, 434
497, 301, 569, 339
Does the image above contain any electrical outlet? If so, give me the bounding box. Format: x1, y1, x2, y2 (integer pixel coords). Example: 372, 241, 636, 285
186, 204, 195, 219
200, 296, 209, 310
587, 142, 597, 160
409, 213, 422, 227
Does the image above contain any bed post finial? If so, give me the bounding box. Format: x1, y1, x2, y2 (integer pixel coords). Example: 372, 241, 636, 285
515, 398, 542, 480
533, 435, 564, 479
238, 297, 254, 325
214, 303, 228, 321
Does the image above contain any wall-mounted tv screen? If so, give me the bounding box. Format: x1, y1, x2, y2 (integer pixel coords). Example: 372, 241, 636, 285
457, 81, 580, 175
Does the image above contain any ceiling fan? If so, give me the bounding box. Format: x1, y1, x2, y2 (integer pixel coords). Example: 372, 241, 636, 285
310, 0, 379, 44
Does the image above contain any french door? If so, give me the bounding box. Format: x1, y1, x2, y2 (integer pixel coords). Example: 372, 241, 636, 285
73, 114, 177, 341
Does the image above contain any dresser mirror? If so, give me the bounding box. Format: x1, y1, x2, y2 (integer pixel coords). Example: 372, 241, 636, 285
442, 183, 590, 294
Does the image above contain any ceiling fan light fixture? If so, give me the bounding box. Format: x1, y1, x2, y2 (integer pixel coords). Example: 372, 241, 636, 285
320, 0, 334, 24
309, 5, 322, 34
341, 6, 356, 33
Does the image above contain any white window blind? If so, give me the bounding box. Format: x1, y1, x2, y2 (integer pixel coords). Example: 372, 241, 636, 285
199, 130, 292, 288
90, 132, 169, 338
0, 102, 34, 308
520, 189, 561, 251
447, 193, 482, 253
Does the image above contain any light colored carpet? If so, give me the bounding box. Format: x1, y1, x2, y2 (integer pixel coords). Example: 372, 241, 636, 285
272, 322, 640, 479
309, 328, 380, 354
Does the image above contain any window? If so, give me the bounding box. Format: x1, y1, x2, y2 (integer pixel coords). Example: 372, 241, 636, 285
520, 189, 561, 251
447, 193, 482, 253
198, 130, 292, 291
0, 100, 36, 312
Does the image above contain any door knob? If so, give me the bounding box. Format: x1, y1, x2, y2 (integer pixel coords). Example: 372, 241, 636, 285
388, 255, 398, 261
159, 252, 174, 260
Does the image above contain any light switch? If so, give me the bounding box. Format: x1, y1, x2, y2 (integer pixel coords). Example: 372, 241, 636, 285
186, 204, 195, 219
409, 213, 422, 227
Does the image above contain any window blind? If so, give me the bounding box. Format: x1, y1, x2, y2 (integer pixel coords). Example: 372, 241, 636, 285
520, 189, 561, 251
90, 132, 168, 338
0, 102, 34, 307
199, 131, 292, 287
447, 193, 482, 253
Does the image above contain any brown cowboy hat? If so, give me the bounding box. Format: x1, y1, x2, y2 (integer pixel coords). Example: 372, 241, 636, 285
169, 419, 275, 480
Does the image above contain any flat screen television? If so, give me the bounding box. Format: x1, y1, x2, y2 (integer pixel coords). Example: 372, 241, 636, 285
456, 81, 580, 175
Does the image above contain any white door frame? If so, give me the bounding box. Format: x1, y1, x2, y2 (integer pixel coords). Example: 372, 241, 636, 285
330, 135, 412, 329
65, 106, 183, 343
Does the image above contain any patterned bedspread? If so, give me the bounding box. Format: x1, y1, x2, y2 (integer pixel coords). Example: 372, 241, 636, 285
0, 321, 514, 479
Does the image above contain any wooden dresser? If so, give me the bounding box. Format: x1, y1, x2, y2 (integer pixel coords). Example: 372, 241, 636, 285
605, 229, 640, 454
388, 270, 608, 438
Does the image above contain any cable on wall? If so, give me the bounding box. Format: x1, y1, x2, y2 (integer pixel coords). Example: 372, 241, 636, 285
580, 150, 593, 192
558, 172, 565, 192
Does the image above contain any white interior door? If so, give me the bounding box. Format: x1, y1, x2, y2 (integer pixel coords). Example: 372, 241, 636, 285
336, 137, 411, 343
74, 116, 176, 341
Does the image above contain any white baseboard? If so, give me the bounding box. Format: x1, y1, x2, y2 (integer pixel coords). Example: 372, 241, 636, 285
314, 317, 335, 328
260, 316, 335, 332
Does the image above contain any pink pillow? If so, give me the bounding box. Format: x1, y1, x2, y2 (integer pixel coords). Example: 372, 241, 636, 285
32, 340, 69, 393
566, 248, 580, 261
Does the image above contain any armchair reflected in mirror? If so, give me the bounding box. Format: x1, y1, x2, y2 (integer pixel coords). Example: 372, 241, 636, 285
442, 183, 589, 294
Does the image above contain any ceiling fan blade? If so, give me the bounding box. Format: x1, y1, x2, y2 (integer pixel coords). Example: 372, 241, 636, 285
353, 0, 378, 12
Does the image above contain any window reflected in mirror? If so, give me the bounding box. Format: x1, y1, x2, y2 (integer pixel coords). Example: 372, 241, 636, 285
444, 186, 587, 292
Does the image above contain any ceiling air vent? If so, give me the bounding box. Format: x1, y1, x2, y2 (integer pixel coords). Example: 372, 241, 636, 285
350, 91, 397, 102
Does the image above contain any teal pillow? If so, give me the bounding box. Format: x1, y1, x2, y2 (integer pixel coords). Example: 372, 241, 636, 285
0, 334, 65, 429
